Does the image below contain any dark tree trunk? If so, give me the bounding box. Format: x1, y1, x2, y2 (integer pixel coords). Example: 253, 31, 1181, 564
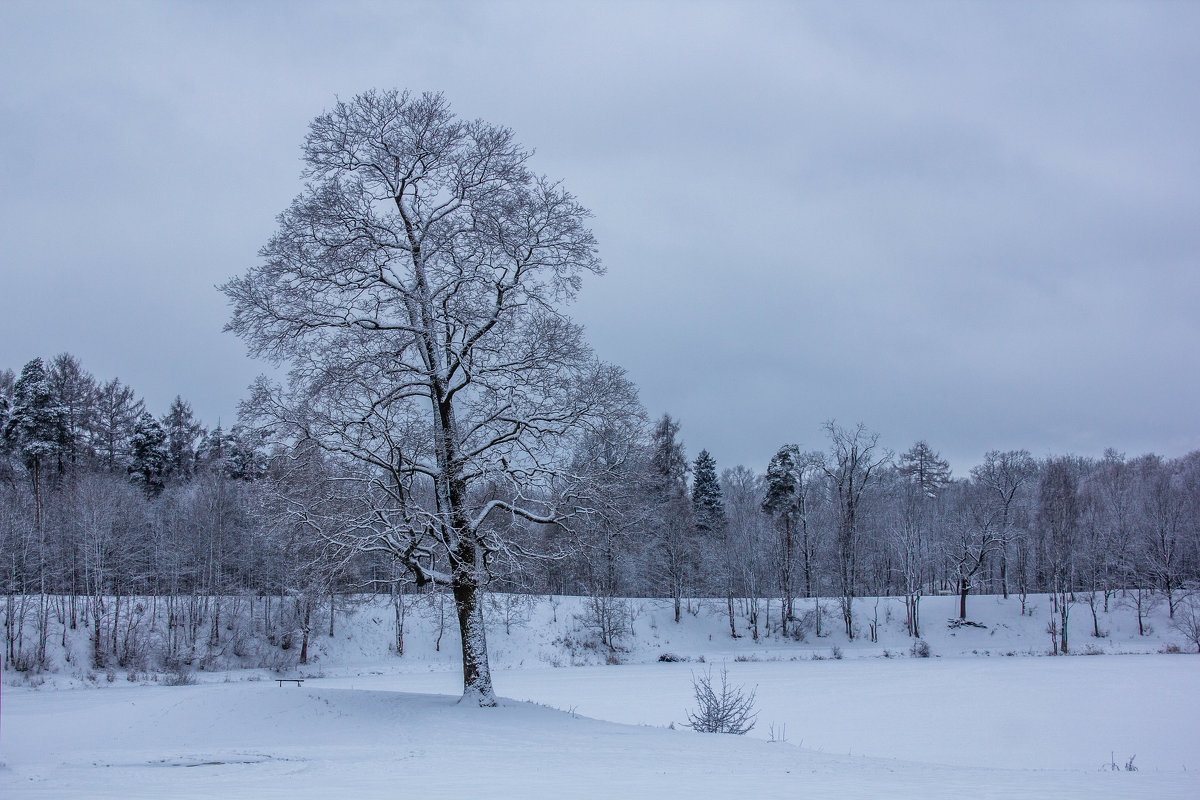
452, 549, 495, 706
299, 600, 311, 665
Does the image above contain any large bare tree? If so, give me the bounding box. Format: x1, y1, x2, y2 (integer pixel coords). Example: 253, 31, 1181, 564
224, 90, 633, 705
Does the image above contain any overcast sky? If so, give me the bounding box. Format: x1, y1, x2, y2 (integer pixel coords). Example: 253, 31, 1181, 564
2, 1, 1197, 474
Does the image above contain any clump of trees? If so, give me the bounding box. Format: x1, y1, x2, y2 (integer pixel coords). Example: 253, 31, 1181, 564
0, 354, 285, 674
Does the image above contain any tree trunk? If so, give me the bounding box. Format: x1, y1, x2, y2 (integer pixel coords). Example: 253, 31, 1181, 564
1058, 590, 1070, 654
299, 599, 311, 665
452, 564, 496, 706
394, 588, 405, 655
959, 578, 969, 620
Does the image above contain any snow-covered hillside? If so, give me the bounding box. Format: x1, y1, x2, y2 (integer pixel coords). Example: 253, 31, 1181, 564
7, 591, 1195, 684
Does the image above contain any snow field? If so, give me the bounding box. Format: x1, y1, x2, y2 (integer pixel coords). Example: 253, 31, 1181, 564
2, 592, 1197, 798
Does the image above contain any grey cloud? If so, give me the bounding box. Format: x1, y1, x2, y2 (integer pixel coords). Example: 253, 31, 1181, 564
1, 1, 1196, 475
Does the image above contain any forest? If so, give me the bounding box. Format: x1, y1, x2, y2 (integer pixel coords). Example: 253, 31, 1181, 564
4, 350, 1198, 675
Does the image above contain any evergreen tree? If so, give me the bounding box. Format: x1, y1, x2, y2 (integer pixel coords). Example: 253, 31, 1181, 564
226, 424, 266, 481
762, 445, 799, 521
763, 444, 800, 634
692, 449, 726, 534
4, 358, 66, 528
161, 395, 202, 482
197, 422, 229, 475
5, 359, 65, 468
692, 448, 738, 637
128, 411, 167, 495
648, 414, 694, 622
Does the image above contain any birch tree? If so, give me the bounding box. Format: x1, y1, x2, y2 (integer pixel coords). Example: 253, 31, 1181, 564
1038, 458, 1080, 654
721, 465, 770, 640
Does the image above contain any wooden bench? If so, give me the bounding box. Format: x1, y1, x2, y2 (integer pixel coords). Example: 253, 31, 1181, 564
276, 678, 304, 687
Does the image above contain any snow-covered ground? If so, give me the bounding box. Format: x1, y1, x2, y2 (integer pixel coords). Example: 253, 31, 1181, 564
2, 593, 1197, 798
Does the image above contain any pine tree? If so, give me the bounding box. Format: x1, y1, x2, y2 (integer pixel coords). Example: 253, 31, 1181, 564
763, 444, 800, 634
6, 359, 56, 518
5, 359, 67, 526
128, 411, 167, 496
762, 445, 799, 520
6, 359, 66, 469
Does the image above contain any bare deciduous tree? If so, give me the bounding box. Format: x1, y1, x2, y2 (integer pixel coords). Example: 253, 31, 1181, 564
1038, 458, 1080, 654
224, 90, 633, 705
969, 449, 1034, 598
821, 422, 890, 639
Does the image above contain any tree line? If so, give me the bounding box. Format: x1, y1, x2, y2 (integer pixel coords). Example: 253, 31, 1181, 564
0, 353, 332, 673
543, 415, 1200, 657
3, 352, 1197, 674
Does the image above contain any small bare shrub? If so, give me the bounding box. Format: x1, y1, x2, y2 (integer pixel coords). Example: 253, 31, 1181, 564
686, 665, 758, 735
165, 662, 197, 686
910, 639, 930, 658
1105, 752, 1138, 772
1170, 600, 1200, 653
